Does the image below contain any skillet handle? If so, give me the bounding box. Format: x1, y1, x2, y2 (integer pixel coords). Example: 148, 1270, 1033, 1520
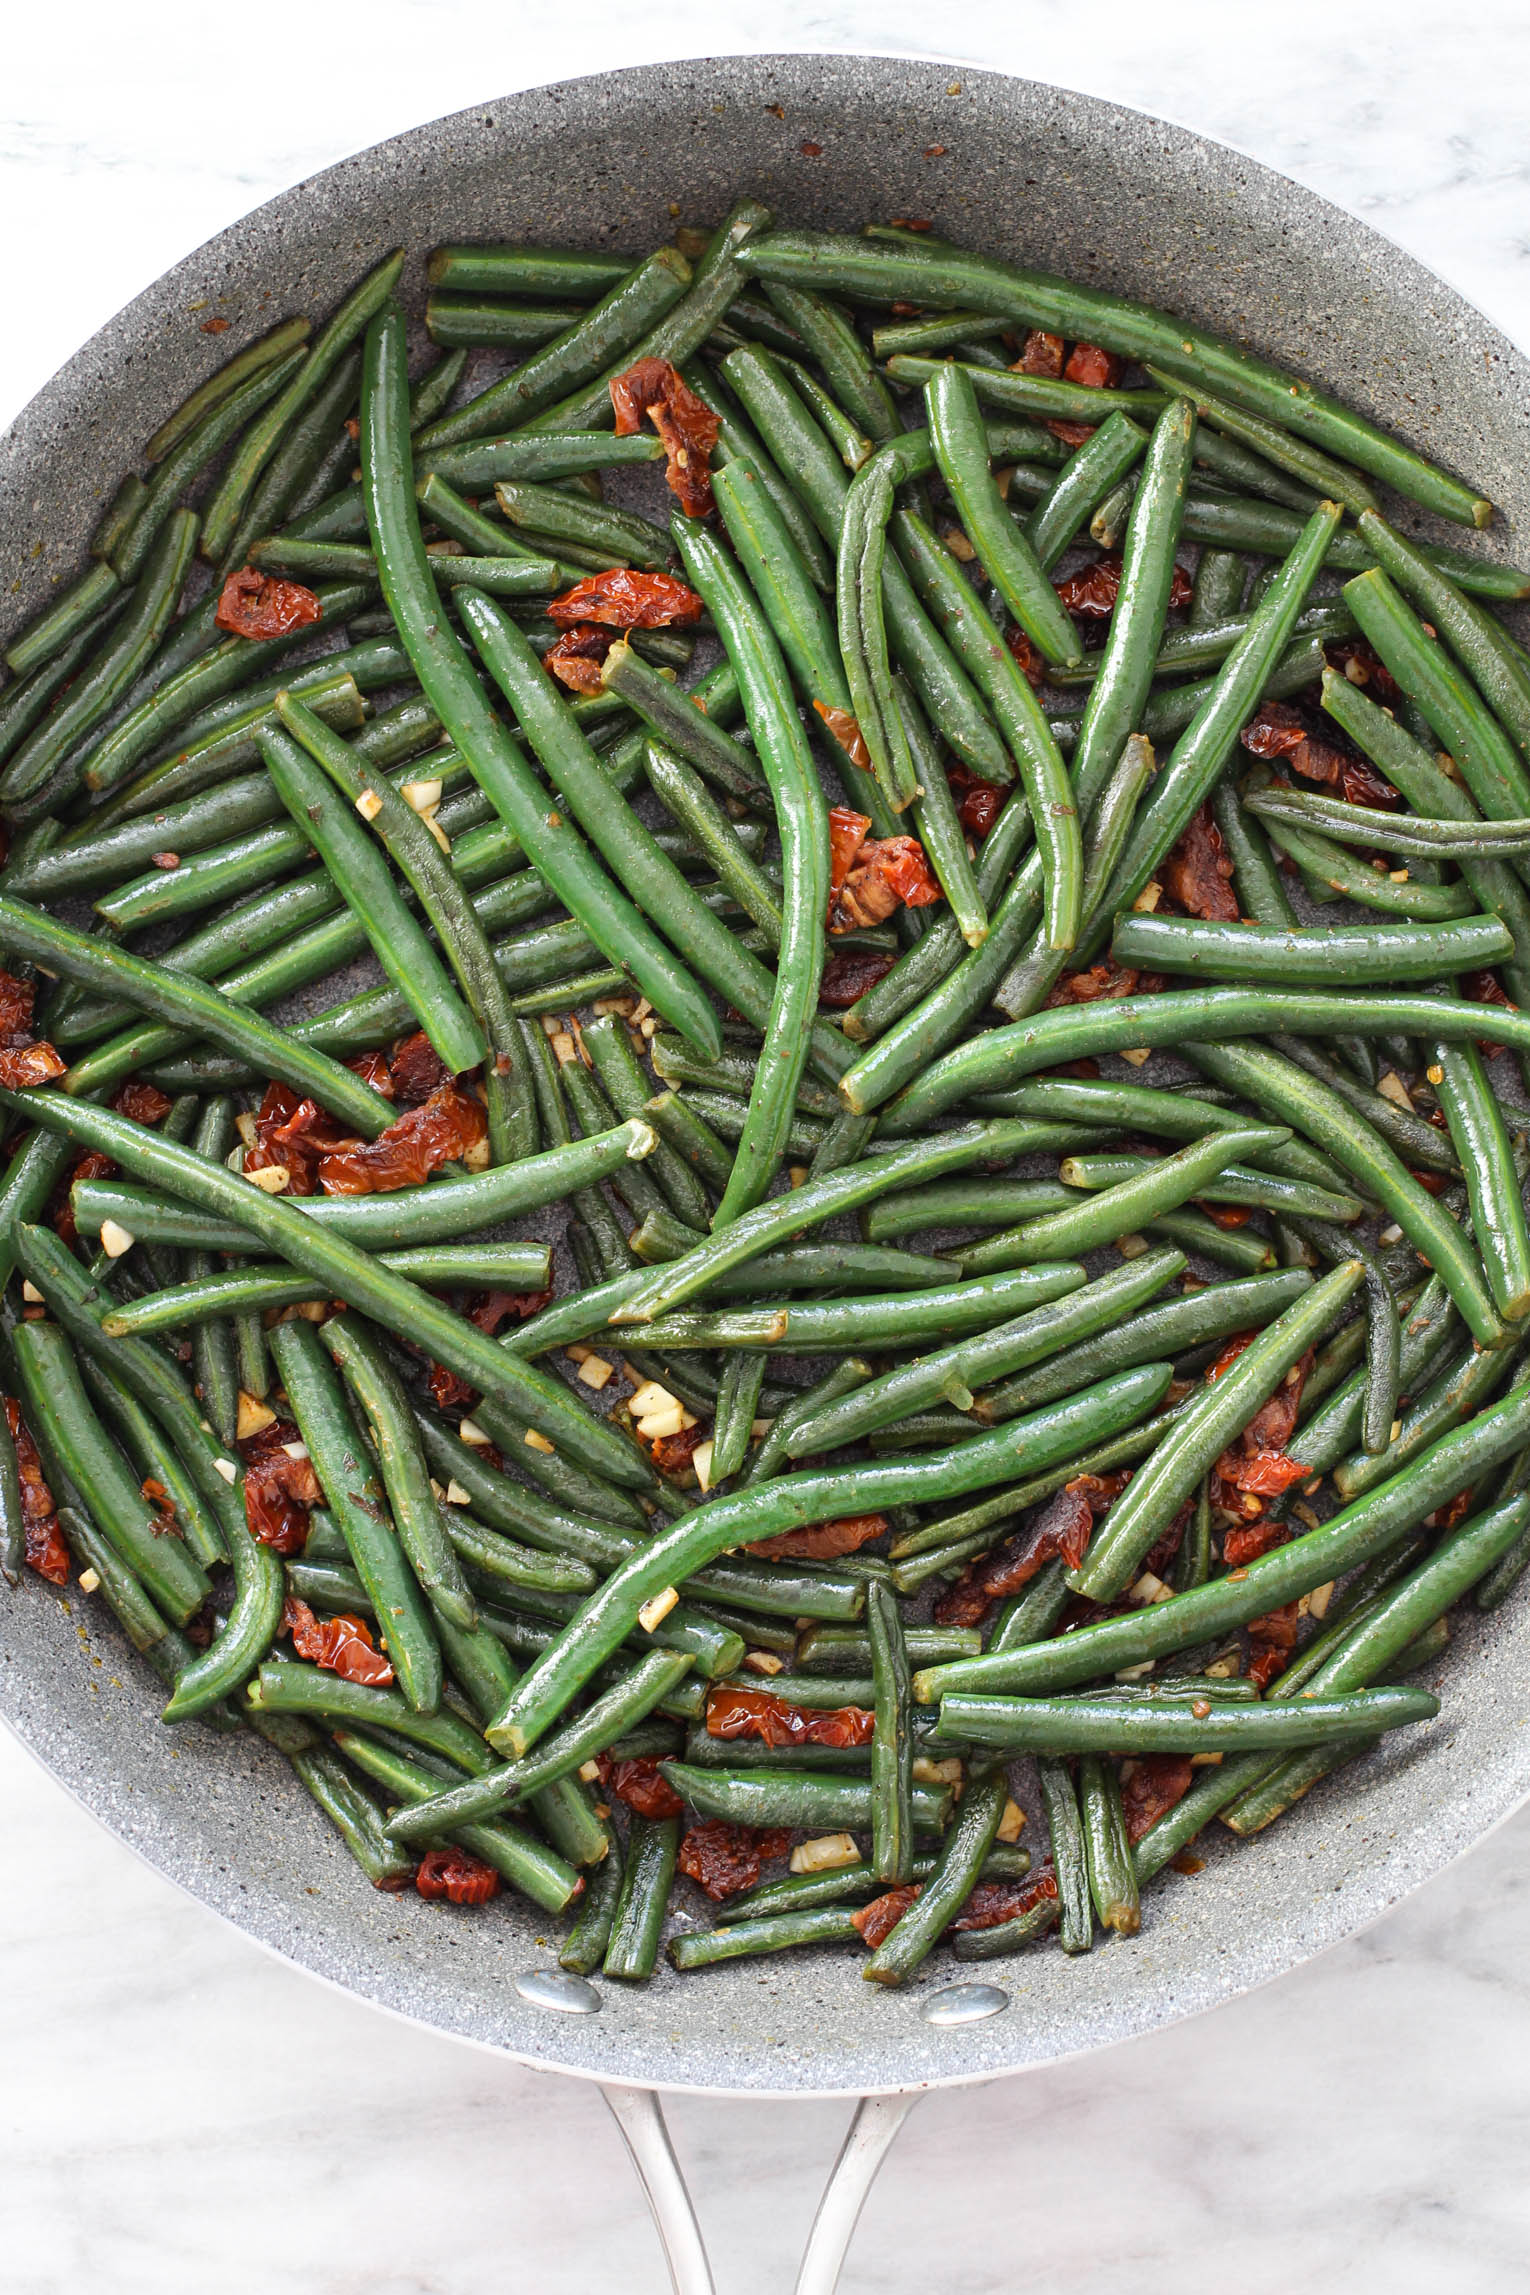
793, 2092, 919, 2295
600, 2080, 919, 2295
601, 2083, 715, 2295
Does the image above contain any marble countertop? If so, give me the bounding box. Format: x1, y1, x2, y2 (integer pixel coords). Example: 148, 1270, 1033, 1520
5, 6, 1530, 2288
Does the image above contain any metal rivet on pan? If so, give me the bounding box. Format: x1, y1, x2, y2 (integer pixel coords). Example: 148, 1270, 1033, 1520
921, 1982, 1010, 2026
515, 1969, 602, 2015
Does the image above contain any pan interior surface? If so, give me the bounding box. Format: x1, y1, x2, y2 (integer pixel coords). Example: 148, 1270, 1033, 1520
2, 53, 1528, 2097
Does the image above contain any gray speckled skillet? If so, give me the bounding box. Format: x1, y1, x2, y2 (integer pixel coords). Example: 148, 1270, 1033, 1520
2, 54, 1529, 2105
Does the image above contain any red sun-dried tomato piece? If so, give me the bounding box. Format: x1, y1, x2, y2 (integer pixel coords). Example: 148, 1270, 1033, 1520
1240, 702, 1399, 809
468, 1287, 554, 1335
1121, 1756, 1195, 1845
1046, 419, 1098, 447
609, 357, 720, 518
934, 1474, 1118, 1627
1003, 625, 1046, 689
813, 700, 874, 775
705, 1683, 875, 1750
317, 1082, 486, 1194
1043, 960, 1147, 1007
946, 765, 1006, 839
827, 806, 872, 895
346, 1048, 395, 1100
677, 1820, 791, 1900
388, 1030, 450, 1108
852, 1885, 921, 1949
241, 1417, 322, 1556
1223, 1451, 1309, 1499
427, 1364, 477, 1415
214, 568, 322, 642
1222, 1518, 1290, 1567
951, 1871, 1061, 1930
1161, 803, 1239, 922
833, 836, 943, 933
547, 568, 704, 630
543, 622, 614, 695
0, 970, 37, 1040
1013, 331, 1065, 378
0, 1042, 67, 1090
416, 1844, 500, 1905
1207, 1332, 1258, 1380
1325, 640, 1399, 704
1460, 968, 1518, 1055
1064, 341, 1123, 390
1242, 1349, 1313, 1454
282, 1594, 395, 1686
5, 1398, 67, 1584
1054, 556, 1125, 618
244, 1083, 352, 1197
112, 1079, 174, 1126
141, 1476, 179, 1536
745, 1512, 889, 1561
652, 1419, 710, 1479
818, 948, 897, 1008
596, 1754, 686, 1820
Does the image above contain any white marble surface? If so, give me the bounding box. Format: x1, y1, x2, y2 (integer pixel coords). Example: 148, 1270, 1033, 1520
6, 5, 1530, 2288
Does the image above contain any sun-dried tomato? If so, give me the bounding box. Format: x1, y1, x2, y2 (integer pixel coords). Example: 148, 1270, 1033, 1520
745, 1511, 889, 1561
141, 1476, 178, 1536
1195, 1200, 1253, 1230
1247, 1600, 1301, 1690
596, 1754, 686, 1820
1004, 626, 1045, 689
112, 1079, 174, 1126
467, 1287, 554, 1335
814, 700, 873, 774
243, 1082, 351, 1197
677, 1819, 792, 1900
547, 568, 704, 631
1207, 1345, 1313, 1517
1045, 419, 1099, 447
951, 1870, 1060, 1930
946, 765, 1006, 838
1013, 331, 1065, 378
827, 806, 871, 895
346, 1047, 395, 1100
1239, 701, 1400, 810
1043, 960, 1144, 1007
543, 622, 614, 695
1121, 1755, 1194, 1845
1064, 342, 1122, 390
5, 1398, 66, 1585
1325, 640, 1399, 704
851, 1885, 920, 1948
47, 1076, 171, 1240
214, 567, 322, 642
818, 948, 897, 1008
609, 357, 720, 518
832, 836, 942, 933
282, 1594, 395, 1686
1432, 1487, 1475, 1532
935, 1477, 1104, 1628
388, 1030, 450, 1108
1055, 554, 1191, 619
415, 1844, 500, 1905
1460, 968, 1518, 1056
0, 1041, 68, 1089
1207, 1333, 1257, 1380
1223, 1518, 1290, 1567
705, 1683, 875, 1749
317, 1082, 486, 1194
0, 971, 36, 1040
427, 1364, 477, 1415
241, 1416, 322, 1555
1162, 803, 1239, 922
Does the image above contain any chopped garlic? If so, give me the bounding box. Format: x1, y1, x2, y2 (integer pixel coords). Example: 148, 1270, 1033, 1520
458, 1418, 489, 1447
636, 1402, 688, 1442
461, 1136, 491, 1171
913, 1756, 964, 1787
236, 1392, 276, 1441
246, 1163, 291, 1194
524, 1429, 556, 1455
283, 1442, 309, 1462
788, 1166, 809, 1188
629, 1381, 676, 1420
402, 778, 443, 813
549, 1031, 578, 1066
1131, 881, 1163, 913
1118, 1046, 1152, 1067
235, 1112, 259, 1148
637, 1586, 679, 1632
1377, 1071, 1415, 1111
742, 1649, 784, 1676
940, 525, 975, 562
424, 812, 451, 854
577, 1353, 615, 1392
1128, 1572, 1173, 1605
444, 1479, 471, 1506
750, 1417, 775, 1439
1115, 1659, 1156, 1680
1190, 1751, 1224, 1766
1379, 1223, 1403, 1245
1116, 1232, 1150, 1258
790, 1832, 860, 1874
995, 1799, 1027, 1843
212, 1457, 239, 1485
20, 1280, 43, 1304
690, 1439, 715, 1491
99, 1219, 135, 1258
578, 1759, 602, 1783
354, 787, 383, 822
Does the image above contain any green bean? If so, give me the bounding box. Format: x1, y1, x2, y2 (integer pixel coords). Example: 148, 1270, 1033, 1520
861, 1172, 1081, 1243
880, 982, 1530, 1139
670, 518, 828, 1220
1354, 509, 1530, 760
601, 651, 763, 802
1037, 1756, 1092, 1954
977, 1268, 1315, 1422
660, 1762, 954, 1836
79, 1123, 647, 1262
283, 1744, 416, 1891
1254, 814, 1479, 920
921, 1372, 1530, 1704
887, 674, 988, 949
12, 1319, 210, 1626
703, 1353, 761, 1491
1081, 501, 1341, 936
744, 232, 1489, 520
964, 1127, 1289, 1273
1062, 1152, 1360, 1223
138, 314, 312, 463
669, 1907, 861, 1967
892, 353, 1166, 430
492, 478, 674, 570
1077, 1755, 1140, 1935
861, 1766, 1006, 1985
862, 1580, 914, 1884
53, 1505, 170, 1655
937, 1685, 1434, 1757
247, 537, 555, 596
419, 430, 666, 487
1115, 912, 1504, 984
196, 251, 402, 564
601, 1814, 680, 1981
360, 306, 721, 1060
796, 1626, 982, 1677
786, 1250, 1179, 1457
0, 601, 128, 772
1140, 367, 1377, 515
428, 240, 631, 298
581, 1019, 711, 1229
485, 1365, 1170, 1755
1026, 411, 1149, 571
1071, 1259, 1362, 1599
835, 455, 920, 808
742, 1360, 874, 1483
640, 1262, 1086, 1357
558, 1836, 626, 1971
4, 560, 122, 680
1332, 1334, 1523, 1501
1344, 567, 1530, 827
111, 349, 311, 585
1245, 786, 1530, 860
441, 1516, 594, 1597
762, 280, 899, 440
77, 1354, 223, 1573
678, 356, 838, 593
1429, 1025, 1530, 1322
895, 504, 1081, 945
0, 511, 199, 813
1183, 1036, 1506, 1350
250, 1663, 485, 1770
0, 1402, 23, 1585
424, 296, 583, 349
1049, 599, 1354, 693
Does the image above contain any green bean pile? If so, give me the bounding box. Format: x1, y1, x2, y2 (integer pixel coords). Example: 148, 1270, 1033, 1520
5, 206, 1530, 1990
